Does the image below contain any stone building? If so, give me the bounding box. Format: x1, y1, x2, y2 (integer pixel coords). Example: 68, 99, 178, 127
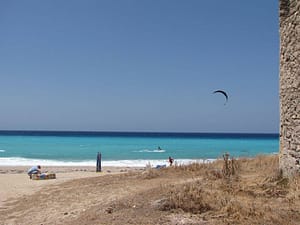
279, 0, 300, 177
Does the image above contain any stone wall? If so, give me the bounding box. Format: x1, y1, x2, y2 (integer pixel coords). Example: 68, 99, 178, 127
279, 0, 300, 177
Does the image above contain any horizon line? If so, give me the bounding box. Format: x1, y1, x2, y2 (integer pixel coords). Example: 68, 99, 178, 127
0, 129, 279, 135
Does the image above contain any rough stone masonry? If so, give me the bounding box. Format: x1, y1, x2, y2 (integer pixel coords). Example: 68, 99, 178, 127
279, 0, 300, 177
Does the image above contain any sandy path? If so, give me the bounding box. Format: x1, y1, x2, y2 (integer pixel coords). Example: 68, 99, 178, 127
0, 171, 168, 225
0, 172, 100, 208
0, 166, 142, 208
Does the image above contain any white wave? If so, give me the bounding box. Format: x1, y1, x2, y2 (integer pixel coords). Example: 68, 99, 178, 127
0, 157, 216, 167
0, 150, 5, 153
134, 149, 166, 153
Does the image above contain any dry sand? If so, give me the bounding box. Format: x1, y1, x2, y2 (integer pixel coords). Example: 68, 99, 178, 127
1, 156, 300, 225
0, 166, 143, 208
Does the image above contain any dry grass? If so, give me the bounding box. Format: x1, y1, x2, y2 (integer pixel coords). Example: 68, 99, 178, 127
141, 167, 161, 179
160, 154, 300, 225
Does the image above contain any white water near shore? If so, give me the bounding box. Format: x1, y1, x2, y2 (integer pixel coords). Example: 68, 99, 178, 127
0, 156, 215, 167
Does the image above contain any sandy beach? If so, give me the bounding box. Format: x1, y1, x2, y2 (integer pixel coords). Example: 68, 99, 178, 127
0, 166, 143, 208
1, 156, 299, 225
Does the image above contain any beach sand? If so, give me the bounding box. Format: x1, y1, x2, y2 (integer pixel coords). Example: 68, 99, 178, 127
0, 166, 143, 208
1, 156, 300, 225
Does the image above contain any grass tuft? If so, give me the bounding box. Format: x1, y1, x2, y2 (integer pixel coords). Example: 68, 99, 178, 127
159, 154, 300, 224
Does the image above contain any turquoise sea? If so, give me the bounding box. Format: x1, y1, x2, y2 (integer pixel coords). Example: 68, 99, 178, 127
0, 131, 279, 167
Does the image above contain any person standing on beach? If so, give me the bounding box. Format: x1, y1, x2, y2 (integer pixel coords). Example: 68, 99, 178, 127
168, 156, 174, 166
27, 165, 41, 179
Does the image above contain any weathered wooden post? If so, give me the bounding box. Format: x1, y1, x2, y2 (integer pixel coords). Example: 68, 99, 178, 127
96, 152, 102, 172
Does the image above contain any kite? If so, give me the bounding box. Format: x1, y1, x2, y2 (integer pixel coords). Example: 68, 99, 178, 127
213, 90, 228, 105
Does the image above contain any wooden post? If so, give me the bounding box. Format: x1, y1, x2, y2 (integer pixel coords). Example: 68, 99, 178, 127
96, 152, 102, 172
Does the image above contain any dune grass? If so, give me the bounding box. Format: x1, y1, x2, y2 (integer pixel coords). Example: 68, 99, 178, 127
159, 155, 300, 224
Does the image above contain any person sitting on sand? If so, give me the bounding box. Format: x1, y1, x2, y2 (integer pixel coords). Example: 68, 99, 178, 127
168, 156, 174, 166
27, 165, 41, 179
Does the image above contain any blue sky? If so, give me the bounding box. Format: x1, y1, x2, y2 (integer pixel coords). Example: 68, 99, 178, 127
0, 0, 279, 133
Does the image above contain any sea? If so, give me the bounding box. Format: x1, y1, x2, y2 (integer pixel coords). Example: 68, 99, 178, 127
0, 131, 279, 167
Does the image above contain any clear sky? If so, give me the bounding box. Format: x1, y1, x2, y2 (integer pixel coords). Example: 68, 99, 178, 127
0, 0, 279, 133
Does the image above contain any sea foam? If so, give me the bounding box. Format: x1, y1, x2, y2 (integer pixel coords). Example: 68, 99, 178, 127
0, 157, 215, 167
134, 149, 166, 153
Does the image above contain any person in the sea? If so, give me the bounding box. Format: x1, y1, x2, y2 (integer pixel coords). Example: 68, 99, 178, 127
27, 165, 41, 179
168, 156, 174, 166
